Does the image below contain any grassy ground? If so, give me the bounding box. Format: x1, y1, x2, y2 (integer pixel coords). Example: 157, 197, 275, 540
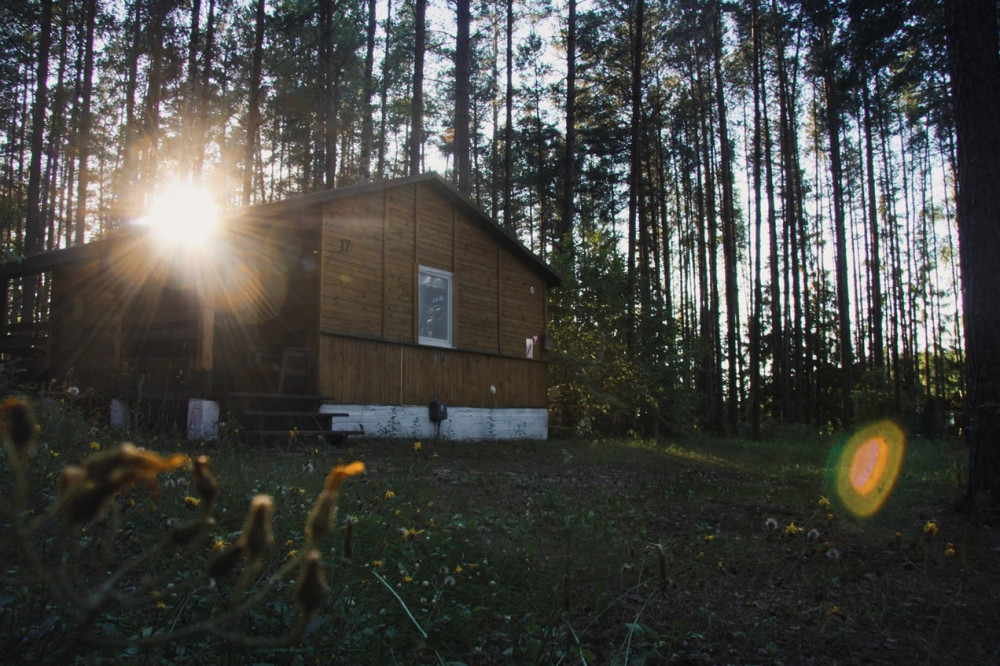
2, 403, 998, 664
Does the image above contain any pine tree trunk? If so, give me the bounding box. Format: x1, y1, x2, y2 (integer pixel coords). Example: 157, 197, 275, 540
749, 0, 763, 438
454, 0, 471, 194
559, 0, 576, 262
626, 0, 644, 356
360, 0, 376, 180
823, 54, 855, 429
503, 0, 513, 229
73, 0, 96, 246
22, 0, 53, 322
409, 0, 426, 177
376, 0, 393, 180
243, 0, 265, 205
713, 1, 740, 429
948, 0, 1000, 501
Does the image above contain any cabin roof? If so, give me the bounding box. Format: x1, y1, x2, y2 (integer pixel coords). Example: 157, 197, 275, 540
0, 173, 562, 287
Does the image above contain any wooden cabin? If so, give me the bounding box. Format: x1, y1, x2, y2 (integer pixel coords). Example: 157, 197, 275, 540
0, 173, 561, 440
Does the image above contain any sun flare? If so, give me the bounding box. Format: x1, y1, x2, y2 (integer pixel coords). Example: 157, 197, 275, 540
828, 420, 906, 518
137, 182, 221, 247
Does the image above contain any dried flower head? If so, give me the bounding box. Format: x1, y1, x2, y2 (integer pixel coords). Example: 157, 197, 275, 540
57, 444, 187, 525
170, 517, 214, 546
295, 550, 328, 615
324, 461, 365, 493
306, 462, 365, 545
239, 495, 275, 563
191, 455, 220, 508
83, 443, 187, 493
306, 491, 337, 545
1, 396, 38, 460
207, 543, 244, 579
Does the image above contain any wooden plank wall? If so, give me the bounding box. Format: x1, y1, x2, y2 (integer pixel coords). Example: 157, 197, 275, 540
318, 181, 551, 408
455, 213, 499, 353
317, 335, 548, 408
320, 182, 547, 353
498, 250, 547, 358
321, 193, 385, 338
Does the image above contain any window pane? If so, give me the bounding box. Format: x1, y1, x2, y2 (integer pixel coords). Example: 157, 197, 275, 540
419, 269, 451, 344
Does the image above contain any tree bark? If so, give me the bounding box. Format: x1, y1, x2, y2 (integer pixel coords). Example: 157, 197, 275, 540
243, 0, 265, 205
360, 0, 377, 180
409, 0, 426, 177
948, 0, 1000, 501
73, 0, 98, 246
503, 0, 513, 229
454, 0, 471, 193
21, 0, 53, 321
862, 81, 885, 372
626, 0, 645, 355
713, 1, 740, 429
559, 0, 576, 262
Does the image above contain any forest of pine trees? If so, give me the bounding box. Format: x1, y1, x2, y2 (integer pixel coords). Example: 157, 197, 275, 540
0, 0, 980, 446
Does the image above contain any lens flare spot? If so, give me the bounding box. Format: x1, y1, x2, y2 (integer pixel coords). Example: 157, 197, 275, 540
829, 420, 905, 518
849, 436, 889, 496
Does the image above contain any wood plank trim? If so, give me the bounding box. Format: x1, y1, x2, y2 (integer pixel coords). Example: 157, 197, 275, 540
319, 329, 548, 362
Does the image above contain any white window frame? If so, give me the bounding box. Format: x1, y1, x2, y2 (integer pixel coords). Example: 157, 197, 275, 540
418, 265, 454, 348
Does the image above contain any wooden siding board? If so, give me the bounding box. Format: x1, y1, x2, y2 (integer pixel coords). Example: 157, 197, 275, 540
321, 195, 385, 338
415, 184, 454, 270
498, 251, 546, 358
318, 334, 547, 407
384, 186, 416, 343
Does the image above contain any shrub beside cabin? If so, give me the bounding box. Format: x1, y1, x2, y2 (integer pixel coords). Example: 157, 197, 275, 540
0, 173, 561, 440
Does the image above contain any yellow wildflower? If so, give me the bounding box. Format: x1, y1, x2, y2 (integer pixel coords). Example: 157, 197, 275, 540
184, 496, 201, 508
126, 497, 136, 509
287, 549, 299, 560
784, 522, 804, 537
704, 534, 715, 542
944, 543, 957, 557
384, 490, 396, 500
818, 496, 832, 511
372, 560, 384, 568
402, 576, 413, 584
413, 441, 422, 452
211, 537, 227, 553
154, 601, 166, 611
90, 441, 101, 452
923, 520, 939, 538
454, 564, 463, 574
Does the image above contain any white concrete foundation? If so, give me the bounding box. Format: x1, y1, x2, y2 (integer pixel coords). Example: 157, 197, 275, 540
319, 404, 548, 440
187, 399, 220, 441
110, 398, 130, 431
